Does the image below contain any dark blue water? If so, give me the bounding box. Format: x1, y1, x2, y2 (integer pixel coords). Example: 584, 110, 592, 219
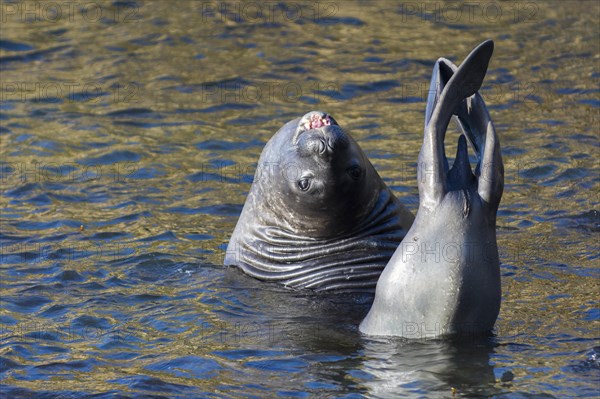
1, 1, 598, 398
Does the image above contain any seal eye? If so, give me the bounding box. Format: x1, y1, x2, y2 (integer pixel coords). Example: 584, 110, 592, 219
348, 165, 362, 180
298, 178, 311, 191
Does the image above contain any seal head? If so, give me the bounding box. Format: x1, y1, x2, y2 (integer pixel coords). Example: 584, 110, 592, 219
225, 111, 414, 292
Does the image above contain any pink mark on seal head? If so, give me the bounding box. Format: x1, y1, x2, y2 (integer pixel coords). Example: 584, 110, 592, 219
304, 114, 332, 131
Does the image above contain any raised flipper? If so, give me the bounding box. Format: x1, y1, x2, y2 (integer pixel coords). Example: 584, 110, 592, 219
360, 40, 504, 337
419, 39, 497, 208
424, 44, 503, 212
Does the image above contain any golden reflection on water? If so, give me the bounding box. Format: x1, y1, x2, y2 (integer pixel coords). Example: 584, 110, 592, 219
0, 0, 598, 396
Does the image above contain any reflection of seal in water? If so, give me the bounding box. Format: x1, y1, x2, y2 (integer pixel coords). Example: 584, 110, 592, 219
225, 111, 414, 292
360, 40, 504, 337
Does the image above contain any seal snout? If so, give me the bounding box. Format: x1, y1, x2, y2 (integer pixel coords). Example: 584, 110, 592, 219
300, 111, 336, 131
293, 111, 340, 144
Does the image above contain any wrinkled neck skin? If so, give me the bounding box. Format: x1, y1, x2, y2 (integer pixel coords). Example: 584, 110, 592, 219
225, 115, 414, 292
360, 40, 504, 338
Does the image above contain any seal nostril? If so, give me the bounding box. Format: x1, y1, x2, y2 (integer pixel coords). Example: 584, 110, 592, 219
319, 139, 327, 154
294, 112, 342, 146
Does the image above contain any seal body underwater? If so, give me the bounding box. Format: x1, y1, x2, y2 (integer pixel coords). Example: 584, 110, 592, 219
225, 111, 414, 292
360, 40, 504, 337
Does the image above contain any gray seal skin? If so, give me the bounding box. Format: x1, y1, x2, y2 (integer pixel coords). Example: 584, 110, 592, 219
360, 40, 504, 337
225, 111, 415, 292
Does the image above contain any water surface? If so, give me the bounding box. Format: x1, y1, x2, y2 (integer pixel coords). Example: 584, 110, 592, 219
1, 1, 599, 398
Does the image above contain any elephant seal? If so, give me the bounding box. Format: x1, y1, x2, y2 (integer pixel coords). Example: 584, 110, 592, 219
360, 40, 504, 337
225, 111, 414, 292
